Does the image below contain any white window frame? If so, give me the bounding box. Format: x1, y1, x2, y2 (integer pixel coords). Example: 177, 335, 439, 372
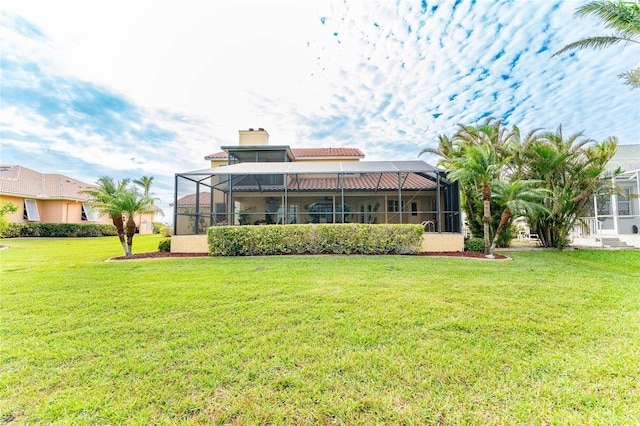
24, 199, 40, 221
82, 203, 102, 222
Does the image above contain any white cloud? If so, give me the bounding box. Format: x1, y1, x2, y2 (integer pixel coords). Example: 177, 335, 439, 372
1, 0, 638, 213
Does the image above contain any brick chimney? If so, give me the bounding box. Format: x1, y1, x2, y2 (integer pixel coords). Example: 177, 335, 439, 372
239, 128, 269, 146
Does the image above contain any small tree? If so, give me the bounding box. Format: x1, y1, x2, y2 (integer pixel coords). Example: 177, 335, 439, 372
0, 201, 18, 231
489, 180, 550, 256
82, 176, 157, 257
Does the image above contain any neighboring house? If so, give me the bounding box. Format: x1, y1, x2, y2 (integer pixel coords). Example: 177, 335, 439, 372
172, 128, 463, 252
0, 165, 154, 234
571, 144, 640, 248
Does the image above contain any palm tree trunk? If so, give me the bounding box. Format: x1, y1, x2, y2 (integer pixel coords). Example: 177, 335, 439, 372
482, 183, 491, 255
111, 213, 128, 256
489, 207, 511, 255
125, 217, 136, 257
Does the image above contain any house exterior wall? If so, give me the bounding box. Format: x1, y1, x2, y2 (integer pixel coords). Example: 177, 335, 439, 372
171, 232, 465, 254
0, 195, 24, 223
137, 213, 155, 234
1, 195, 112, 225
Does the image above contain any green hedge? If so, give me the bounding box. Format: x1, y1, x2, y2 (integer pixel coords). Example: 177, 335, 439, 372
158, 238, 171, 252
464, 237, 485, 252
208, 224, 424, 256
0, 222, 118, 238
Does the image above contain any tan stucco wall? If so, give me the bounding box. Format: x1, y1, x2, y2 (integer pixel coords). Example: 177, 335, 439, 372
171, 231, 465, 253
171, 235, 209, 253
137, 213, 155, 234
1, 195, 111, 225
0, 196, 24, 223
421, 233, 464, 252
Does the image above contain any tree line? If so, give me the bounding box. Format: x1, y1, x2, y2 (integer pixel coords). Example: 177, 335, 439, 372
422, 118, 619, 257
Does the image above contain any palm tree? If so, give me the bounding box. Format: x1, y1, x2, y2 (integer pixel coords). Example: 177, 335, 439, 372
133, 175, 164, 219
553, 0, 640, 88
133, 176, 154, 196
116, 187, 156, 257
488, 180, 550, 256
81, 177, 130, 255
83, 177, 157, 257
448, 143, 506, 256
519, 127, 619, 248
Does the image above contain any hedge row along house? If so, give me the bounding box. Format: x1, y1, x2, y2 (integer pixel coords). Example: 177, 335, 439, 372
0, 165, 154, 234
172, 129, 464, 253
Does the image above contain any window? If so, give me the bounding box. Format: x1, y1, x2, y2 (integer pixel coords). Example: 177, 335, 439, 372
617, 188, 633, 216
24, 199, 40, 221
411, 202, 418, 216
82, 203, 101, 221
387, 200, 404, 213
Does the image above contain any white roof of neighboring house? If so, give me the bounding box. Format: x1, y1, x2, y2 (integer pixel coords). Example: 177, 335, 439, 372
205, 147, 365, 161
0, 165, 93, 201
607, 144, 640, 173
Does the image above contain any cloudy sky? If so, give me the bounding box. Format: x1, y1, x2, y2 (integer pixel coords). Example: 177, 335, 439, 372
1, 0, 639, 220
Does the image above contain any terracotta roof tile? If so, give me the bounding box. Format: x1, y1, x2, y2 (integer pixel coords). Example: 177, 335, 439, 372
0, 165, 93, 200
292, 148, 364, 158
204, 151, 228, 160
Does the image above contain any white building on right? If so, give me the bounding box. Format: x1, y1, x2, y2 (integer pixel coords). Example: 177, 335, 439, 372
572, 144, 640, 248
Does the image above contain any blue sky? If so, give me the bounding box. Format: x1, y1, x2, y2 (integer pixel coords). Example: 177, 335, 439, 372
1, 0, 639, 221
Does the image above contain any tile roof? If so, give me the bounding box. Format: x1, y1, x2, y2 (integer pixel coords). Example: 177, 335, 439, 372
176, 173, 436, 205
292, 148, 365, 158
0, 165, 93, 200
175, 192, 212, 206
204, 147, 365, 160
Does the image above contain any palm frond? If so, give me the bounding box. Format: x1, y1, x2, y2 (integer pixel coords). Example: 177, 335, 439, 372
553, 35, 635, 56
618, 66, 640, 88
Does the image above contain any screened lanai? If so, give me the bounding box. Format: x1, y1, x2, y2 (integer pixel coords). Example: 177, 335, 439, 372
173, 160, 461, 235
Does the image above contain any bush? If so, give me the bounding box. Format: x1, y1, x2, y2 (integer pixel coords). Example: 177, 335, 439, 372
0, 222, 22, 238
160, 226, 173, 237
0, 223, 118, 238
158, 238, 171, 252
465, 237, 485, 252
152, 222, 165, 234
208, 224, 424, 256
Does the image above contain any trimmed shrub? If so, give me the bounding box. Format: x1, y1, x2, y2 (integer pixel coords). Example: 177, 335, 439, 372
158, 238, 171, 252
0, 223, 22, 238
152, 222, 165, 234
160, 226, 173, 237
465, 237, 485, 252
208, 223, 424, 256
0, 223, 117, 238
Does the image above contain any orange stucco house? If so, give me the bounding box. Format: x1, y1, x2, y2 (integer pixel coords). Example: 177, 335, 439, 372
0, 165, 154, 233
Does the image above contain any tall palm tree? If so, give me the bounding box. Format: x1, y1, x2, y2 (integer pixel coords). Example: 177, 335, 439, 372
553, 0, 640, 88
81, 177, 130, 255
133, 176, 154, 196
448, 143, 506, 256
488, 180, 550, 256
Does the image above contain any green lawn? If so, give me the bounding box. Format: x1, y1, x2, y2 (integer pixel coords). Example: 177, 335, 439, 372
1, 235, 639, 424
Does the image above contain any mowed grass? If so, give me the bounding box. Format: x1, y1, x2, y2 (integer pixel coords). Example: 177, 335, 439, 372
1, 235, 639, 425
